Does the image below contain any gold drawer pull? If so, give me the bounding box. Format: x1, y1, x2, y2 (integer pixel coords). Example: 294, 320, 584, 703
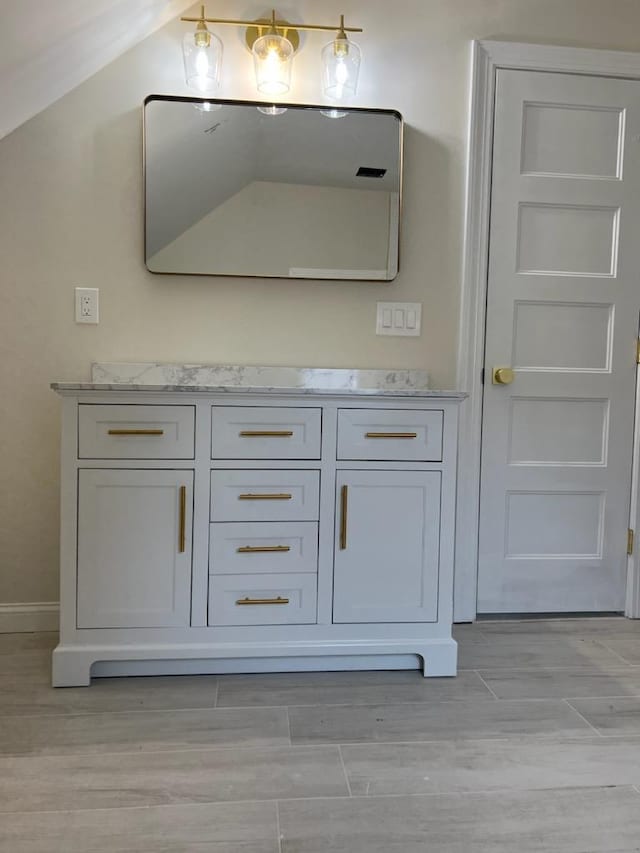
239, 430, 294, 437
178, 485, 186, 553
236, 596, 290, 606
365, 432, 418, 439
238, 493, 292, 500
107, 429, 165, 436
340, 484, 348, 550
237, 545, 291, 553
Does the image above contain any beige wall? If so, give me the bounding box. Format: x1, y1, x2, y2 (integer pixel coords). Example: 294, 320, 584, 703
3, 0, 640, 605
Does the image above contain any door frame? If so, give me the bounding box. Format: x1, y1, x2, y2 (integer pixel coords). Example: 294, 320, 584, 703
455, 39, 640, 621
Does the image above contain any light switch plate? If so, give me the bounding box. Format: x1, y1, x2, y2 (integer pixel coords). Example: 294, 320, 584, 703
376, 302, 422, 336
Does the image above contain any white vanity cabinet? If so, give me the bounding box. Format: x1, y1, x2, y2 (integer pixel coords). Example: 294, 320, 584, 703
51, 385, 464, 687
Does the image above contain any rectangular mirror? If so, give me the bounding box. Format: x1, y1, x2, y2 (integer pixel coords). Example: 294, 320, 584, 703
144, 96, 402, 280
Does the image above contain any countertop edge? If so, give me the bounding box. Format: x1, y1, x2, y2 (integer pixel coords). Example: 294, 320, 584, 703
50, 382, 468, 399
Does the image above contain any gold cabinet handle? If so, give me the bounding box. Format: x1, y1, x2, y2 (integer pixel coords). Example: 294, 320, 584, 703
239, 430, 294, 437
178, 485, 186, 553
236, 596, 290, 605
107, 429, 165, 436
237, 545, 291, 553
238, 493, 292, 500
492, 367, 515, 385
365, 432, 418, 439
340, 484, 348, 550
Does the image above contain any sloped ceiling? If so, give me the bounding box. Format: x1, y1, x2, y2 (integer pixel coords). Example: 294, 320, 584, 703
0, 0, 194, 140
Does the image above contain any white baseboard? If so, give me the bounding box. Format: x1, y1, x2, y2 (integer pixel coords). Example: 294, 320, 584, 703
0, 602, 59, 633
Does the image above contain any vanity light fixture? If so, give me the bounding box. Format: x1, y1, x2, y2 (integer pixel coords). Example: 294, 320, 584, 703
180, 7, 362, 98
182, 6, 223, 93
252, 10, 294, 95
321, 15, 361, 101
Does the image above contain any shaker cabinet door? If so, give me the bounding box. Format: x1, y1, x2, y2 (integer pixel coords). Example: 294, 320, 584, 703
333, 470, 441, 623
77, 469, 193, 628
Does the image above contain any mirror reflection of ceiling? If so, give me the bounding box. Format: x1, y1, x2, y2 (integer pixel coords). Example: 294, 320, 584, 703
145, 99, 402, 280
146, 101, 400, 255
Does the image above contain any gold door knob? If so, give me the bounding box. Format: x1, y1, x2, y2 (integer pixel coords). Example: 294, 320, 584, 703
492, 367, 514, 385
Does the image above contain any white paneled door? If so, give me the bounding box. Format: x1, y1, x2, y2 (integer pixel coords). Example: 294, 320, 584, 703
478, 69, 640, 613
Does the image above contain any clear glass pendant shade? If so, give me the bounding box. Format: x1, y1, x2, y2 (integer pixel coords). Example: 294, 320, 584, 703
320, 108, 348, 119
252, 32, 293, 95
321, 36, 361, 100
257, 105, 288, 116
183, 28, 222, 93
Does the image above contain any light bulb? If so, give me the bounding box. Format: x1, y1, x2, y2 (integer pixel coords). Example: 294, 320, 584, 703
253, 32, 293, 95
336, 60, 349, 83
264, 50, 281, 87
334, 58, 349, 99
194, 48, 211, 87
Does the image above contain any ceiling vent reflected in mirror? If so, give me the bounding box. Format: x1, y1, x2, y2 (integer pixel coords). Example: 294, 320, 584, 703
356, 167, 387, 178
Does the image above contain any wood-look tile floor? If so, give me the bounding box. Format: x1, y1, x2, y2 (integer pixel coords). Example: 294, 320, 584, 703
2, 619, 640, 851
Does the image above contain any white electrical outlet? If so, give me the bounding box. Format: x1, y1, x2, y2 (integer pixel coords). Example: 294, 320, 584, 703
376, 302, 422, 336
75, 287, 99, 324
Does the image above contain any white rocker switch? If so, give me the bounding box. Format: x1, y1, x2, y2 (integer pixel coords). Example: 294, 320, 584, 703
376, 302, 422, 336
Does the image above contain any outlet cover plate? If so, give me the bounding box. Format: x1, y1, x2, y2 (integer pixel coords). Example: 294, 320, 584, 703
376, 302, 422, 336
75, 287, 99, 324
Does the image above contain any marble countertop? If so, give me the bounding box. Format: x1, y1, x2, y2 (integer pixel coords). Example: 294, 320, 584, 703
51, 362, 467, 399
51, 382, 466, 398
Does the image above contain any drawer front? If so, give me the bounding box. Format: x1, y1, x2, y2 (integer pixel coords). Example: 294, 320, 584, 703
212, 407, 321, 459
210, 522, 318, 575
337, 409, 444, 461
78, 405, 195, 459
210, 470, 320, 522
208, 573, 317, 626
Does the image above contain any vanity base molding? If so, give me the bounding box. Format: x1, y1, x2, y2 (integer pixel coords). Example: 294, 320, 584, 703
52, 640, 458, 687
51, 388, 463, 687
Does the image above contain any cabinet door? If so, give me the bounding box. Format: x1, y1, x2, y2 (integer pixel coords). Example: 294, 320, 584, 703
333, 470, 441, 623
77, 469, 193, 628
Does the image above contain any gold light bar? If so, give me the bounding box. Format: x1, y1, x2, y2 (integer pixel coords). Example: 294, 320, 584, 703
180, 8, 362, 36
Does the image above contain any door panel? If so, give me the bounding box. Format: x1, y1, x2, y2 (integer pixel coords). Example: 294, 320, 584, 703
521, 102, 622, 178
516, 203, 618, 276
512, 301, 613, 370
478, 69, 640, 613
333, 470, 440, 623
77, 469, 193, 628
